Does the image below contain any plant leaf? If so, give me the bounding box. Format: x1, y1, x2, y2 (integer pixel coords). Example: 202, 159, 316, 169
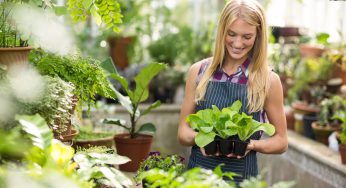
100, 57, 117, 75
110, 73, 133, 99
195, 132, 216, 148
228, 100, 242, 112
142, 100, 161, 116
113, 89, 139, 117
137, 123, 156, 134
16, 114, 53, 150
132, 63, 166, 103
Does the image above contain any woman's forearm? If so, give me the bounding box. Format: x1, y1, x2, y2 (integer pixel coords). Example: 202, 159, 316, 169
252, 134, 288, 154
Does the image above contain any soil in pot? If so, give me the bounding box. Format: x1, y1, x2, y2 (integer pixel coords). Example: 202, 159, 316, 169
233, 140, 249, 156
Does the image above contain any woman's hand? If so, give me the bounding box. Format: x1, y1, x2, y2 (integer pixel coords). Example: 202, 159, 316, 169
200, 147, 220, 156
226, 139, 256, 159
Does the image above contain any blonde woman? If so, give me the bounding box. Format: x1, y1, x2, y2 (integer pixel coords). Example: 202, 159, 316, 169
177, 0, 288, 184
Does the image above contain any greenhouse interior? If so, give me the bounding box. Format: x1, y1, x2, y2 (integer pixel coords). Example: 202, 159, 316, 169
1, 0, 346, 187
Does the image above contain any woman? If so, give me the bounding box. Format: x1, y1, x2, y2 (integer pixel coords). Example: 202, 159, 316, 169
177, 0, 288, 184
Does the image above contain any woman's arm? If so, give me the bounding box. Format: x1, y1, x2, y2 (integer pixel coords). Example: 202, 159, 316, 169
249, 72, 288, 154
177, 62, 201, 146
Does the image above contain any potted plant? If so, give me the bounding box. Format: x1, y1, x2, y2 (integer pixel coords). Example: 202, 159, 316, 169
332, 102, 346, 164
187, 100, 275, 156
299, 32, 329, 58
311, 95, 345, 145
73, 146, 133, 187
0, 66, 78, 141
73, 126, 115, 149
0, 1, 32, 67
134, 151, 185, 186
102, 62, 166, 172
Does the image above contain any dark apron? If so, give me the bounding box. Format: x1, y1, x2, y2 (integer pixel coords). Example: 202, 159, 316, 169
187, 81, 262, 184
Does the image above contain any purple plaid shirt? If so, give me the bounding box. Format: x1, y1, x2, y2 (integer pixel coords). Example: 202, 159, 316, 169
196, 57, 250, 84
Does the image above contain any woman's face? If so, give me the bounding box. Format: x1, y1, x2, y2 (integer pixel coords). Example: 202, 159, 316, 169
225, 18, 257, 62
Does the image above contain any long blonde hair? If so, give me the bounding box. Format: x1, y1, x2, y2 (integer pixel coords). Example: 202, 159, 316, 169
195, 0, 270, 113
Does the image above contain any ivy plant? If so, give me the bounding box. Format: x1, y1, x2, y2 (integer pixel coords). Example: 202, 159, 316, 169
187, 100, 276, 148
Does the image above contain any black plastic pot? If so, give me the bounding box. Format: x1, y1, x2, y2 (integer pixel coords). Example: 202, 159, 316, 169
219, 138, 233, 155
303, 114, 317, 139
204, 140, 218, 155
233, 140, 249, 156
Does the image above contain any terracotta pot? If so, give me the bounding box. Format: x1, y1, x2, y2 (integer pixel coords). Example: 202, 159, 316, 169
311, 122, 339, 145
292, 102, 320, 135
114, 133, 153, 172
108, 36, 134, 70
0, 47, 32, 68
299, 44, 325, 58
339, 144, 346, 165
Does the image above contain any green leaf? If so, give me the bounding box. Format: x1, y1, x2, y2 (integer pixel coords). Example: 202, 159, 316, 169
186, 114, 206, 130
137, 123, 156, 134
142, 101, 161, 116
195, 132, 216, 148
200, 126, 213, 133
110, 73, 133, 99
53, 6, 67, 16
82, 0, 93, 9
16, 114, 53, 150
113, 88, 139, 117
102, 118, 127, 126
213, 164, 224, 177
99, 167, 133, 187
91, 6, 102, 25
88, 152, 131, 165
132, 63, 166, 103
100, 57, 117, 75
229, 100, 242, 112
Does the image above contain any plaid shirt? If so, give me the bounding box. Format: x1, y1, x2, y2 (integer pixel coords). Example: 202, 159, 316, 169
197, 57, 250, 84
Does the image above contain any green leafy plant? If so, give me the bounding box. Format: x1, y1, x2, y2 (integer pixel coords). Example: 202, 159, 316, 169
135, 151, 185, 183
74, 126, 114, 141
287, 56, 334, 104
18, 76, 75, 135
140, 164, 237, 188
74, 146, 133, 187
29, 50, 116, 113
103, 62, 166, 138
332, 99, 346, 144
186, 100, 275, 148
318, 95, 346, 127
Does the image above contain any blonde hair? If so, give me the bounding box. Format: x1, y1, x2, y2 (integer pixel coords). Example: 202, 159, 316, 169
195, 0, 270, 113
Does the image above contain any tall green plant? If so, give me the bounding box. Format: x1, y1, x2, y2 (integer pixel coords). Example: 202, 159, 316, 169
103, 62, 166, 138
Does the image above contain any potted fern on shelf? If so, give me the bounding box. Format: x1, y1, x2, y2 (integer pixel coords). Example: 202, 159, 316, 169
102, 62, 166, 172
187, 100, 275, 156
